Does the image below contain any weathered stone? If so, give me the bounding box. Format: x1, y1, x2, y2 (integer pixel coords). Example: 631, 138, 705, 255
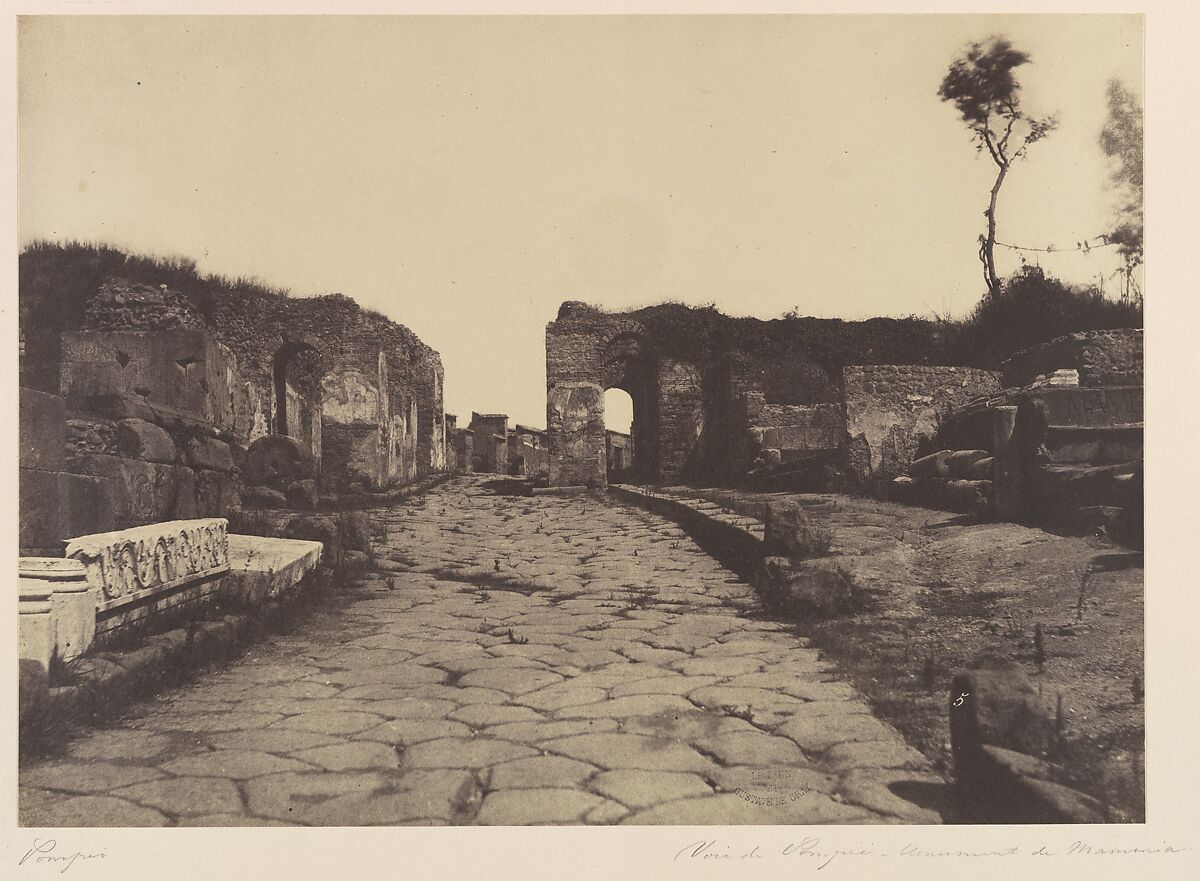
160, 749, 311, 779
243, 485, 289, 509
949, 660, 1055, 776
116, 418, 178, 463
401, 737, 536, 768
20, 387, 66, 471
620, 791, 870, 825
477, 788, 611, 825
489, 755, 596, 789
286, 479, 318, 510
21, 761, 165, 794
19, 792, 169, 827
183, 435, 235, 472
292, 741, 400, 771
244, 434, 313, 490
114, 776, 244, 817
756, 556, 854, 617
541, 733, 718, 774
590, 769, 712, 808
777, 713, 899, 754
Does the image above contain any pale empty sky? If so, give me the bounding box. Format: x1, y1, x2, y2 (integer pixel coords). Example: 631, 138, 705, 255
19, 14, 1142, 428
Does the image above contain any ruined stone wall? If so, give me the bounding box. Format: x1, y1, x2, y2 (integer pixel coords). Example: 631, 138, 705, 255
468, 414, 509, 473
453, 428, 475, 474
545, 301, 974, 487
1001, 329, 1143, 389
507, 428, 549, 478
21, 365, 243, 557
842, 365, 1002, 484
202, 290, 445, 485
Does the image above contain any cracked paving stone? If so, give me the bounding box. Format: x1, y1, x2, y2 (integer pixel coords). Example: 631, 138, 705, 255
776, 714, 901, 754
272, 710, 385, 735
557, 694, 697, 720
482, 719, 619, 743
160, 749, 313, 779
514, 684, 608, 711
243, 771, 397, 823
822, 740, 931, 771
609, 675, 718, 697
20, 793, 169, 827
589, 770, 713, 808
292, 741, 401, 771
113, 776, 244, 817
400, 737, 537, 769
65, 729, 174, 761
450, 704, 544, 726
671, 657, 764, 677
692, 732, 808, 765
139, 711, 284, 733
353, 719, 473, 746
208, 728, 346, 754
476, 788, 617, 825
457, 668, 567, 695
619, 791, 872, 825
21, 761, 165, 795
541, 733, 718, 774
835, 769, 947, 823
489, 755, 598, 789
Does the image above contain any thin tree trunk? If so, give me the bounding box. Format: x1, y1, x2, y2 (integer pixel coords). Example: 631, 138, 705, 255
984, 162, 1009, 297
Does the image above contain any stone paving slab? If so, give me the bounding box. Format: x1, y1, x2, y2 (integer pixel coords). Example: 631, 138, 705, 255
19, 476, 943, 826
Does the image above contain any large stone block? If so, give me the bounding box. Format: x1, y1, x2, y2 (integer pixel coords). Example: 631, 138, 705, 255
20, 468, 62, 552
69, 454, 197, 528
183, 436, 236, 473
244, 435, 314, 490
20, 388, 66, 471
60, 329, 248, 435
57, 471, 120, 540
116, 418, 178, 464
196, 470, 242, 517
950, 660, 1054, 788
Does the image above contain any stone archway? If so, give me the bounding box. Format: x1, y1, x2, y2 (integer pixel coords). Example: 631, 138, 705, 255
271, 339, 323, 474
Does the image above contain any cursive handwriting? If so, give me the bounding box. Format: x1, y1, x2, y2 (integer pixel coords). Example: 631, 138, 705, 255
18, 839, 106, 875
674, 837, 1190, 870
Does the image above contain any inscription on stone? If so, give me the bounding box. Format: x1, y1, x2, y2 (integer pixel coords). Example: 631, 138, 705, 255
65, 518, 230, 610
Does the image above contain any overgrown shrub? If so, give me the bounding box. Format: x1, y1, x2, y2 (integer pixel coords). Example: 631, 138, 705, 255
960, 266, 1142, 369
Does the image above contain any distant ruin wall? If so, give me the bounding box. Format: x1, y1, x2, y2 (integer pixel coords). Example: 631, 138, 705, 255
1001, 329, 1143, 389
19, 252, 447, 503
843, 365, 1002, 482
545, 301, 975, 487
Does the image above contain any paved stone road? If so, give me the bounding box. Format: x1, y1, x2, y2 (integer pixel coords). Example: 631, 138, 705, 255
20, 477, 943, 826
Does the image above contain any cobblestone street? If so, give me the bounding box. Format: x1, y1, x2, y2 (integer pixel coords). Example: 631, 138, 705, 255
20, 477, 943, 826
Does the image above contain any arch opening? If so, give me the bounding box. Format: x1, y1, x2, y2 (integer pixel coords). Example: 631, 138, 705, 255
271, 340, 323, 473
603, 387, 635, 483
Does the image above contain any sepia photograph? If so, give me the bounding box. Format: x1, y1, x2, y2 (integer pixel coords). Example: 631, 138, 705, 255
7, 3, 1183, 866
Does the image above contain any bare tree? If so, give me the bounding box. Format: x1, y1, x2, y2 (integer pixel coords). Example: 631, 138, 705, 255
939, 37, 1058, 297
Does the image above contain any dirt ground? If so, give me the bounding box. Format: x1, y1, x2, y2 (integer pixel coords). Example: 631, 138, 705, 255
759, 494, 1144, 820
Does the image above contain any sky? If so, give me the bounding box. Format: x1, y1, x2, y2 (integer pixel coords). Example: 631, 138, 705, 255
18, 14, 1143, 429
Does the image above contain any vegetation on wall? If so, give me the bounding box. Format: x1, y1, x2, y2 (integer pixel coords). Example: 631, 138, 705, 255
961, 265, 1142, 368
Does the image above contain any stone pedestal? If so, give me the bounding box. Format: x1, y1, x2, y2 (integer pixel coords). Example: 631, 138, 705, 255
19, 557, 96, 662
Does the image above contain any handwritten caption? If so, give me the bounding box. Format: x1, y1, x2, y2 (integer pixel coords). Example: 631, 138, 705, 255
19, 840, 106, 875
675, 838, 1190, 870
